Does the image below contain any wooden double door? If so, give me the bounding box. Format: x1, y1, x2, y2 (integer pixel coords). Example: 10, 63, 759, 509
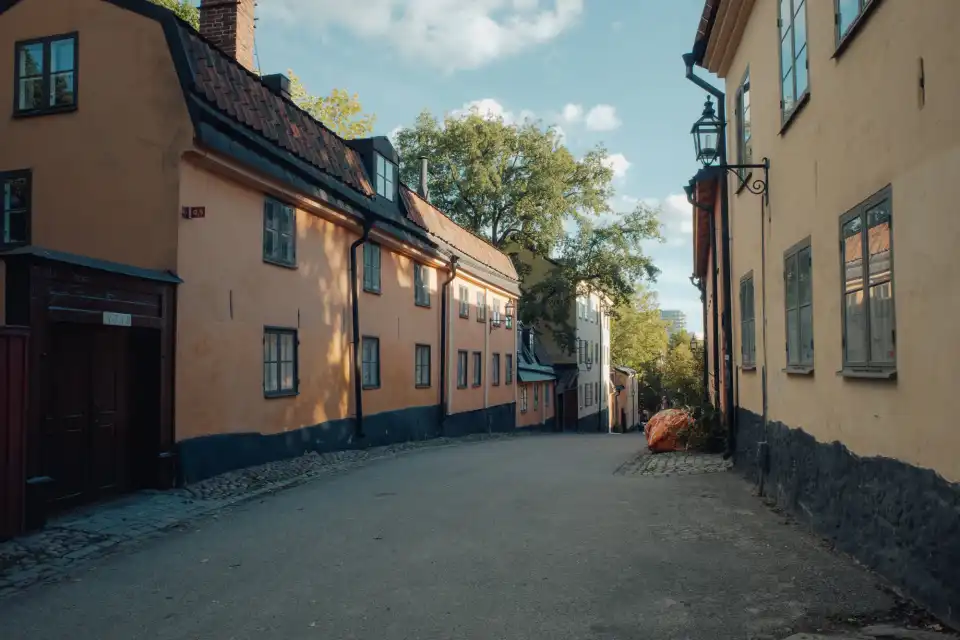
43, 323, 130, 509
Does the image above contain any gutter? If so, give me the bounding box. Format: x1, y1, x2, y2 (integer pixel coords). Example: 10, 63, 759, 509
683, 52, 736, 454
439, 256, 459, 433
350, 222, 373, 440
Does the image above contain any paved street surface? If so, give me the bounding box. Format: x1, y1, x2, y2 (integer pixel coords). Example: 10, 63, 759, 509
1, 434, 898, 639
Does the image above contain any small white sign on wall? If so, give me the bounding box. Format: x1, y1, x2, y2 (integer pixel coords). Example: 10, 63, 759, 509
102, 311, 132, 327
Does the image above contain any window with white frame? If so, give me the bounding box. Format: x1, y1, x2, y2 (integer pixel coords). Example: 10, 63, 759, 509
476, 291, 486, 322
459, 285, 469, 318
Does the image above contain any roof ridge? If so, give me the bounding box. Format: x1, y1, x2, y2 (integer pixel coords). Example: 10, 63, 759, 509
399, 184, 511, 260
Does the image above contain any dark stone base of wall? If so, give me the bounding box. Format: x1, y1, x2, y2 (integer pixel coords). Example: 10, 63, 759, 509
178, 402, 515, 484
734, 408, 960, 626
543, 417, 556, 432
575, 409, 607, 433
442, 402, 516, 438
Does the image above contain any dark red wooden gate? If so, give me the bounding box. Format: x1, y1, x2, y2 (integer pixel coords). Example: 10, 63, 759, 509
0, 326, 30, 540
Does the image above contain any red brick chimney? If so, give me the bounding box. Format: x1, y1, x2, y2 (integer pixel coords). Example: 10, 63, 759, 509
199, 0, 256, 71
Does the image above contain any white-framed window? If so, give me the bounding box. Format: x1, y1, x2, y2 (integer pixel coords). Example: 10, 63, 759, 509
459, 285, 469, 318
375, 153, 396, 201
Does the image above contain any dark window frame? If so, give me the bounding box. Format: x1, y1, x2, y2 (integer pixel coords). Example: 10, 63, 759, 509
414, 343, 431, 388
263, 326, 299, 398
414, 263, 431, 307
505, 353, 514, 385
740, 271, 757, 369
263, 197, 297, 268
361, 336, 381, 390
784, 236, 815, 373
457, 350, 468, 389
777, 0, 810, 129
362, 242, 381, 294
839, 184, 896, 378
13, 32, 79, 118
534, 381, 539, 409
834, 0, 882, 57
1, 169, 31, 248
472, 351, 482, 387
459, 285, 469, 318
492, 352, 501, 386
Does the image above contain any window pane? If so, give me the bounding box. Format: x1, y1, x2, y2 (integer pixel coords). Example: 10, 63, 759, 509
867, 202, 891, 285
377, 154, 385, 177
265, 333, 278, 363
263, 228, 275, 259
280, 362, 294, 391
265, 201, 277, 229
795, 44, 808, 97
781, 28, 793, 79
280, 206, 293, 234
793, 1, 807, 48
282, 234, 294, 263
837, 0, 860, 37
779, 0, 792, 38
376, 174, 385, 197
787, 308, 800, 365
799, 304, 814, 365
18, 43, 43, 77
4, 176, 28, 211
844, 290, 868, 363
798, 247, 812, 305
5, 210, 27, 244
785, 254, 798, 309
264, 362, 277, 392
50, 71, 74, 107
843, 218, 863, 293
18, 78, 43, 111
51, 38, 75, 72
869, 282, 895, 364
280, 333, 294, 361
782, 69, 795, 113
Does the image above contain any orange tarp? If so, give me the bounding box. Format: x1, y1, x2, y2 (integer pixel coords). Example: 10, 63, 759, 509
645, 409, 693, 453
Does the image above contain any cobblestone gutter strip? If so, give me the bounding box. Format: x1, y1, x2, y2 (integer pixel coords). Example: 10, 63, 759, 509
0, 430, 543, 599
614, 450, 733, 477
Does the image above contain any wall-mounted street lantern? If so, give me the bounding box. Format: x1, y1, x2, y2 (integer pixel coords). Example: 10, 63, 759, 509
491, 299, 516, 333
690, 96, 771, 202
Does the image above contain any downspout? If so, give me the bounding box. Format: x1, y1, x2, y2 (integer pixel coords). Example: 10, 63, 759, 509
439, 256, 459, 434
350, 222, 373, 440
708, 212, 721, 407
683, 52, 736, 454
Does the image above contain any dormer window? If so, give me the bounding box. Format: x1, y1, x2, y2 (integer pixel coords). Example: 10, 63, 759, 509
375, 153, 395, 201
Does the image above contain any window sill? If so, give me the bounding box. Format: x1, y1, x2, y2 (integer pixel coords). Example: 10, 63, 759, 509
264, 257, 298, 270
833, 0, 884, 60
415, 384, 431, 389
265, 390, 299, 399
838, 368, 897, 381
459, 313, 470, 319
363, 287, 382, 295
457, 384, 467, 389
779, 92, 811, 136
477, 318, 487, 324
362, 384, 381, 390
472, 384, 482, 389
741, 364, 757, 372
415, 301, 431, 309
783, 366, 814, 376
493, 383, 500, 387
13, 104, 77, 119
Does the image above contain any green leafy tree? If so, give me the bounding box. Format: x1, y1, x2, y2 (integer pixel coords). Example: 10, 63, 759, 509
661, 330, 703, 408
150, 0, 199, 28
393, 109, 614, 254
148, 2, 376, 140
288, 71, 376, 140
610, 288, 669, 372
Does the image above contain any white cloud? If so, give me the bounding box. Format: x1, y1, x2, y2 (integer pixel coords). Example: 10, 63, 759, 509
584, 104, 621, 131
262, 0, 584, 73
658, 194, 694, 247
560, 103, 583, 124
387, 125, 403, 143
602, 153, 631, 180
450, 98, 535, 125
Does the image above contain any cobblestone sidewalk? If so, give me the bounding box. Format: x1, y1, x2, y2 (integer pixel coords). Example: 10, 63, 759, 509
0, 431, 535, 599
615, 449, 733, 477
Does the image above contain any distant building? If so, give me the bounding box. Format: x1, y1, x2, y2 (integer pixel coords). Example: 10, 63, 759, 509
660, 310, 687, 336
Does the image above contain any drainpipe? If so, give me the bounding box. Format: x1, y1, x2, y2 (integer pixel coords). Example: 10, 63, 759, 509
439, 256, 459, 433
685, 184, 721, 409
683, 52, 736, 454
350, 222, 373, 440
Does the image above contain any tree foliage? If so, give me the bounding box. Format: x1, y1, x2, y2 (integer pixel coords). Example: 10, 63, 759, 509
147, 1, 376, 140
393, 109, 614, 254
288, 71, 376, 140
610, 288, 669, 372
150, 0, 199, 28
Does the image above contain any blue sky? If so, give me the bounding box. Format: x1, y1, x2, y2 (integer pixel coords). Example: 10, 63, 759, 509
253, 0, 712, 334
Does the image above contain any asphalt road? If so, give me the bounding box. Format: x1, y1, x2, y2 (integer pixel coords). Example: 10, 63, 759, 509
2, 434, 891, 639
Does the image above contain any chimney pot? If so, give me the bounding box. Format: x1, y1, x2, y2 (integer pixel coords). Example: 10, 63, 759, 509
418, 156, 429, 202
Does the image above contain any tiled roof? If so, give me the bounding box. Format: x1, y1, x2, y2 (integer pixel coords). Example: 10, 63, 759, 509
178, 26, 374, 198
401, 186, 519, 282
